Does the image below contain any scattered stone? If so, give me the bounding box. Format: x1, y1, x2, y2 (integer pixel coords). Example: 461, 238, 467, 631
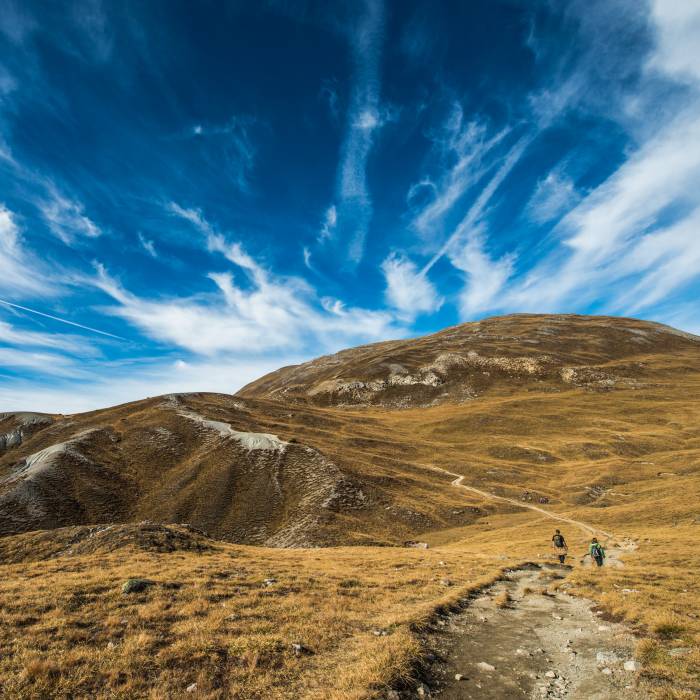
454, 673, 464, 681
121, 578, 155, 594
545, 670, 556, 678
515, 648, 529, 656
476, 662, 496, 672
107, 641, 116, 650
439, 578, 452, 587
372, 629, 389, 636
290, 642, 313, 656
552, 614, 563, 620
263, 578, 277, 587
668, 647, 691, 657
596, 651, 620, 665
598, 625, 610, 632
405, 541, 429, 549
623, 660, 639, 672
416, 683, 428, 696
386, 691, 400, 700
186, 683, 197, 693
601, 668, 612, 675
535, 648, 545, 654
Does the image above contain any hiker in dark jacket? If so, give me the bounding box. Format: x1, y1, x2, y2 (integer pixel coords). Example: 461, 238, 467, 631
551, 529, 568, 564
588, 537, 606, 567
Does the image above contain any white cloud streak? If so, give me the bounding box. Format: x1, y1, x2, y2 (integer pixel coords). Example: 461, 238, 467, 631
410, 105, 511, 240
40, 187, 101, 243
98, 208, 400, 356
0, 354, 300, 413
138, 232, 157, 258
428, 0, 700, 325
0, 204, 57, 297
0, 318, 96, 354
333, 0, 385, 263
318, 204, 337, 242
381, 253, 442, 318
0, 298, 124, 340
526, 169, 581, 225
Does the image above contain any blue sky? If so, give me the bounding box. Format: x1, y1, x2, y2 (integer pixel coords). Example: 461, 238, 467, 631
1, 0, 699, 412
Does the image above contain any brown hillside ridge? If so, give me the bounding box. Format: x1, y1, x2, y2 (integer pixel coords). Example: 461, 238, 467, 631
239, 313, 699, 407
0, 313, 699, 699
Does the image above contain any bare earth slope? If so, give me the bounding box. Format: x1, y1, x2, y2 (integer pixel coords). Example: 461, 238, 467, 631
1, 314, 699, 699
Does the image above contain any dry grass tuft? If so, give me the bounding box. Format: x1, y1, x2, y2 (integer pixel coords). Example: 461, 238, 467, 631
651, 614, 687, 639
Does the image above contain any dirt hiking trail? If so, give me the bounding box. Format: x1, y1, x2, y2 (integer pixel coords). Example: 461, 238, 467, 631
423, 563, 644, 699
401, 466, 644, 698
423, 463, 614, 539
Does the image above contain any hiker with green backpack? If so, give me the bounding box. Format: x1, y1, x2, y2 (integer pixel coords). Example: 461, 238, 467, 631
588, 537, 606, 567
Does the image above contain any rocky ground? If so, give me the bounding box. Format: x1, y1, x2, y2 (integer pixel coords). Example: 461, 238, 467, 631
415, 563, 643, 699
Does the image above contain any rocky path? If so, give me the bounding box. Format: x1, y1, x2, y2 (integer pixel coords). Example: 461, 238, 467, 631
400, 466, 643, 698
423, 463, 613, 539
422, 564, 644, 699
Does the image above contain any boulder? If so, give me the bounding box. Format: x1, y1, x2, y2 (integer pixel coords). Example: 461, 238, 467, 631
121, 578, 155, 594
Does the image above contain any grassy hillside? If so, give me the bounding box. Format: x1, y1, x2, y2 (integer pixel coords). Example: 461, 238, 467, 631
0, 314, 698, 698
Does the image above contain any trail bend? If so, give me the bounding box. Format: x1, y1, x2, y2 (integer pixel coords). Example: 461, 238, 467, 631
422, 463, 615, 540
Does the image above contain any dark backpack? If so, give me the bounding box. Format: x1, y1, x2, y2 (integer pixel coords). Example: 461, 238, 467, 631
591, 543, 603, 558
553, 534, 565, 547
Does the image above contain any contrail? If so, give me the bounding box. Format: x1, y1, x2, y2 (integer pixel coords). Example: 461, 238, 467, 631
421, 134, 533, 275
0, 299, 125, 340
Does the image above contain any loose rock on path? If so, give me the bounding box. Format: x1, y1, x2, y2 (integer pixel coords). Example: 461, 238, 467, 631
420, 563, 644, 699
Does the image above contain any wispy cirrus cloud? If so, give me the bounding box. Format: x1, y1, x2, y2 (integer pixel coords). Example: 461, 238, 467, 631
381, 253, 442, 319
0, 318, 96, 355
526, 168, 581, 225
470, 0, 700, 319
40, 187, 102, 243
331, 0, 386, 264
0, 204, 57, 297
505, 105, 700, 313
98, 207, 400, 356
318, 204, 337, 242
138, 232, 157, 258
409, 104, 511, 242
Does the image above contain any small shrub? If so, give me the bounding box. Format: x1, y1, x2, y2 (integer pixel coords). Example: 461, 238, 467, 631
635, 637, 660, 664
652, 614, 686, 639
338, 578, 362, 589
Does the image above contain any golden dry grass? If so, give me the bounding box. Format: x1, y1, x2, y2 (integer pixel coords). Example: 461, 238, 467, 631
1, 314, 699, 698
0, 535, 515, 699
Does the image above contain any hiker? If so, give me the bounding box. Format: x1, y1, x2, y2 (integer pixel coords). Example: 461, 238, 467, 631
588, 537, 606, 567
551, 529, 568, 564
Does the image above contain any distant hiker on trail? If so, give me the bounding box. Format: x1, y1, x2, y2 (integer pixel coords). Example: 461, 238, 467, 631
588, 537, 606, 567
551, 529, 568, 564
